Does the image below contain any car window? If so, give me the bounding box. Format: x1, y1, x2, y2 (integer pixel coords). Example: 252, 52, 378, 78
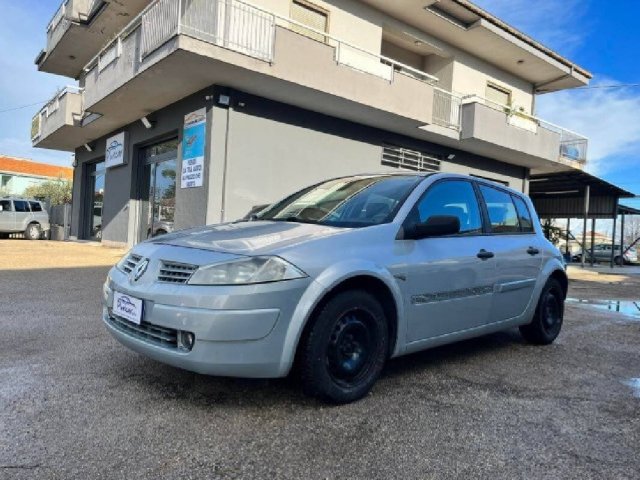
512, 195, 534, 233
257, 175, 424, 228
29, 201, 43, 212
0, 200, 12, 212
479, 185, 520, 234
412, 180, 483, 234
13, 200, 30, 213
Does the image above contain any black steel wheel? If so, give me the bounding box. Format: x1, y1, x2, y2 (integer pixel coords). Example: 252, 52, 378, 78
520, 278, 564, 345
300, 290, 389, 404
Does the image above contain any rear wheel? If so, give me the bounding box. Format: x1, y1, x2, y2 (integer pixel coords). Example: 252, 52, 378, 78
300, 290, 389, 404
25, 223, 41, 241
520, 278, 564, 345
614, 256, 624, 266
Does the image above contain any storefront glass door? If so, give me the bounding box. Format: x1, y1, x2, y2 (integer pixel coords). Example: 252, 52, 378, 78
140, 139, 178, 240
88, 161, 105, 241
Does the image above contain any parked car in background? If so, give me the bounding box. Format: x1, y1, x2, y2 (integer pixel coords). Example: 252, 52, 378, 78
573, 244, 638, 265
0, 198, 50, 240
103, 173, 567, 404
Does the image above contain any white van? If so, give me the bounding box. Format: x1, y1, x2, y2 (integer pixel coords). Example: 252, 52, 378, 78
0, 198, 50, 240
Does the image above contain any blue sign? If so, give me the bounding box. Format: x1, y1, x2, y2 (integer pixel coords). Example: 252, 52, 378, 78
181, 108, 206, 189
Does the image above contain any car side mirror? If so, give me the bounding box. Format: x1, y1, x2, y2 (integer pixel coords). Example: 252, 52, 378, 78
406, 215, 460, 240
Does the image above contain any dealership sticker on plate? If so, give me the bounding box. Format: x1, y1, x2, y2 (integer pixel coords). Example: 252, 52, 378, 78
113, 291, 143, 325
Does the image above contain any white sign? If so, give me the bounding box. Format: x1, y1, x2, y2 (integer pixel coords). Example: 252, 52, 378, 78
105, 131, 126, 169
181, 108, 207, 189
113, 291, 143, 325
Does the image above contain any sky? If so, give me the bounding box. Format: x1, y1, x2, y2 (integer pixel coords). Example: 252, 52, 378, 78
0, 0, 639, 207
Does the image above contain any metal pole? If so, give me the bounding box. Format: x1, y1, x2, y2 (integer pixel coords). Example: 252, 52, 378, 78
590, 218, 596, 267
620, 212, 626, 261
565, 218, 571, 258
610, 200, 619, 268
581, 185, 589, 268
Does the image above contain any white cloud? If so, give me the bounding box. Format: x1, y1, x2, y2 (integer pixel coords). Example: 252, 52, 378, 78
536, 84, 640, 175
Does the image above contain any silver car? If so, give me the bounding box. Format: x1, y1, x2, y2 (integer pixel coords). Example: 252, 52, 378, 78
103, 173, 567, 403
0, 198, 50, 240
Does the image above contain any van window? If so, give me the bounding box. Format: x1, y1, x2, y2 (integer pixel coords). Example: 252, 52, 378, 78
13, 200, 30, 212
0, 200, 12, 212
29, 201, 43, 212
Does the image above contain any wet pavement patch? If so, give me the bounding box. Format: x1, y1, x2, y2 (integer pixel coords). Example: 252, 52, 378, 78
622, 378, 640, 398
566, 298, 640, 320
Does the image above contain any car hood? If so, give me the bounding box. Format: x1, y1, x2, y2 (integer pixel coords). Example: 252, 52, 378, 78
147, 221, 345, 255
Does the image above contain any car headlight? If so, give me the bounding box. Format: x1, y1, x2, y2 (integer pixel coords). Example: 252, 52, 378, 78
188, 256, 307, 286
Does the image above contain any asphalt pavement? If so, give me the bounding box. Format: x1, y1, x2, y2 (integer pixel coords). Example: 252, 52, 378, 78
1, 243, 639, 479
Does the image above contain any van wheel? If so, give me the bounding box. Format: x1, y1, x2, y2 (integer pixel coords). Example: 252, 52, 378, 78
520, 278, 564, 345
614, 256, 624, 266
300, 290, 388, 404
25, 223, 41, 241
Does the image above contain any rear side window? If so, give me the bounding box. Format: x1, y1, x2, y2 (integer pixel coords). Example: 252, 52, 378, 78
413, 180, 483, 234
29, 201, 43, 212
0, 200, 12, 211
13, 200, 30, 212
479, 185, 520, 234
512, 195, 534, 233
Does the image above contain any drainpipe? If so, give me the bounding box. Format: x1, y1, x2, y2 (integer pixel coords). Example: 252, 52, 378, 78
581, 185, 589, 269
220, 104, 232, 223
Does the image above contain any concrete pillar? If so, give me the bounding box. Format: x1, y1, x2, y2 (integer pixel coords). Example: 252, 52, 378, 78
581, 185, 590, 269
590, 218, 596, 267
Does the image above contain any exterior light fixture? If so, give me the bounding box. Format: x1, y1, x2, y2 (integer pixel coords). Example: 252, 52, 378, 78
140, 116, 153, 129
84, 143, 93, 152
447, 154, 456, 160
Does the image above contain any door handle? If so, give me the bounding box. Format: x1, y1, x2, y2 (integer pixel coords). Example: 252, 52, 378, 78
527, 247, 540, 256
477, 249, 494, 260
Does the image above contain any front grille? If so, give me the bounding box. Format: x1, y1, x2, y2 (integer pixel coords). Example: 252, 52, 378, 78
107, 312, 178, 350
158, 261, 198, 284
121, 253, 143, 274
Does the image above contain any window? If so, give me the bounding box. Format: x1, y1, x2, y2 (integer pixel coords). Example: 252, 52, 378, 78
411, 180, 483, 234
512, 195, 534, 233
486, 82, 512, 107
291, 0, 328, 42
382, 145, 441, 173
0, 200, 12, 212
479, 185, 520, 234
29, 201, 43, 212
13, 200, 30, 213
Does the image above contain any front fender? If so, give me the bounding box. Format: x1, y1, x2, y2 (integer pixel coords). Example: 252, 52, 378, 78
276, 260, 406, 376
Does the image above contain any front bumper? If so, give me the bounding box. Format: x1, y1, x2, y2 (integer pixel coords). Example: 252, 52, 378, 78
103, 260, 313, 378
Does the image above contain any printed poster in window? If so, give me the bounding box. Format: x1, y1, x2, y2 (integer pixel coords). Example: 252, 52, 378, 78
181, 108, 207, 189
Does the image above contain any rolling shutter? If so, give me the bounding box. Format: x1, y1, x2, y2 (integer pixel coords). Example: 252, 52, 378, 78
291, 1, 328, 42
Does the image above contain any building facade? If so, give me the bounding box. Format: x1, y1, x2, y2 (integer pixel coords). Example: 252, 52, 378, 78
32, 0, 591, 247
0, 155, 73, 196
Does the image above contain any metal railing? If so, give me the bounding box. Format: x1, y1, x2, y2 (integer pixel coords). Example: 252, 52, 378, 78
459, 94, 588, 163
47, 0, 71, 51
432, 88, 462, 130
32, 86, 84, 140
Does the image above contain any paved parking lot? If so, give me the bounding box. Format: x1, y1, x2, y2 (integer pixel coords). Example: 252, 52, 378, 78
1, 240, 639, 479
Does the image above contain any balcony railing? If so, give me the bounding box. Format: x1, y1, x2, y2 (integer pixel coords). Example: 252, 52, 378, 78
432, 88, 462, 130
84, 0, 439, 88
31, 86, 84, 141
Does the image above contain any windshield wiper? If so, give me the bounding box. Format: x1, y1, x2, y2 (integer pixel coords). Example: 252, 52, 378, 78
269, 216, 319, 224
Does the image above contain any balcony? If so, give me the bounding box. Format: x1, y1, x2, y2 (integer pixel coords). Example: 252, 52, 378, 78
430, 90, 588, 170
31, 87, 84, 151
37, 0, 149, 78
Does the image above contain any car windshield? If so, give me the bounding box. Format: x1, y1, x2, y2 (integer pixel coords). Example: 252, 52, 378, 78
255, 175, 425, 228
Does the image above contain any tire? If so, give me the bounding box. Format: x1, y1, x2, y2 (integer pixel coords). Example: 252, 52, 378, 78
300, 290, 389, 404
24, 223, 41, 241
614, 256, 624, 266
519, 278, 564, 345
154, 229, 167, 236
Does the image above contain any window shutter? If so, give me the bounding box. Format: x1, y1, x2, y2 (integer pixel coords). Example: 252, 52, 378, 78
291, 1, 328, 42
486, 83, 511, 107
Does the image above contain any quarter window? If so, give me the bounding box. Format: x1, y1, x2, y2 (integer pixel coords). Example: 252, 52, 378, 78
479, 185, 520, 234
0, 200, 12, 211
512, 195, 534, 233
13, 200, 30, 213
412, 180, 483, 234
29, 201, 43, 212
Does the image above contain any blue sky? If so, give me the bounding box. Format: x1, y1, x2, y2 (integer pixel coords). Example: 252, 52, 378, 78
1, 0, 639, 206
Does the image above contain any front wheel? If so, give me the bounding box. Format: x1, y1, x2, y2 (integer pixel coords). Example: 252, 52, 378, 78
25, 223, 41, 241
520, 278, 564, 345
300, 290, 389, 404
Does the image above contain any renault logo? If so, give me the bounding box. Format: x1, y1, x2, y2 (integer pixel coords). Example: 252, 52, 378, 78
130, 258, 149, 283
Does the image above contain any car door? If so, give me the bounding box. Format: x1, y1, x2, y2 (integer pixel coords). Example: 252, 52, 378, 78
397, 179, 497, 343
477, 184, 543, 322
12, 200, 31, 231
0, 200, 16, 231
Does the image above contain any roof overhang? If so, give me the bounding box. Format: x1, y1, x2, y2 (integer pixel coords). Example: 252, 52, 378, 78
360, 0, 591, 93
